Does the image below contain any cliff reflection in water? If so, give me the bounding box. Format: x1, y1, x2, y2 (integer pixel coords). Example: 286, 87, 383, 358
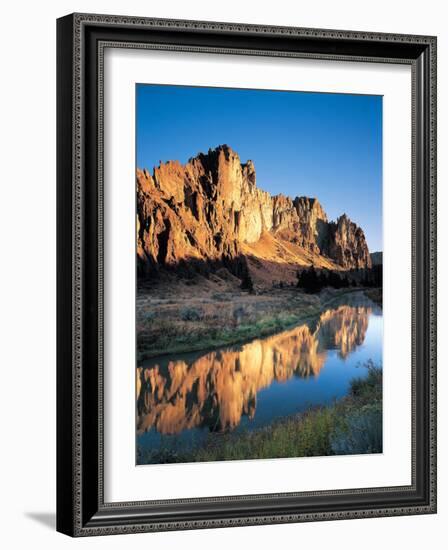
136, 304, 372, 436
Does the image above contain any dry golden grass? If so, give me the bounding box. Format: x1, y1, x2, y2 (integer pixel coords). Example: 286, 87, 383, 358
136, 274, 362, 360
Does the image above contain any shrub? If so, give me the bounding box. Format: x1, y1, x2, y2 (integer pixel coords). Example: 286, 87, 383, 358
143, 311, 156, 322
233, 305, 247, 324
330, 403, 382, 454
180, 307, 203, 321
349, 360, 382, 402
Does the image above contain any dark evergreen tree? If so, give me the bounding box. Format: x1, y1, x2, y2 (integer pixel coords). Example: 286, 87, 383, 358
297, 266, 321, 293
241, 271, 254, 293
328, 270, 342, 289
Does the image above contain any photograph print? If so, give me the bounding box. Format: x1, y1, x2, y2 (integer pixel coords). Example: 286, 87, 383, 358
135, 84, 383, 466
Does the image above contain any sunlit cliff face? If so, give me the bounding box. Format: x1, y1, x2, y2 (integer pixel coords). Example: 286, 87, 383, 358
136, 305, 372, 436
136, 145, 372, 277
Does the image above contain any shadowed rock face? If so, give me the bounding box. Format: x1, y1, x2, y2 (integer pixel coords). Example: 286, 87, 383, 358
136, 304, 372, 435
137, 144, 371, 277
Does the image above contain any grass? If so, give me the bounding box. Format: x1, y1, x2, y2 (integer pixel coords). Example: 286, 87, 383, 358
138, 362, 382, 464
136, 287, 366, 360
137, 312, 305, 359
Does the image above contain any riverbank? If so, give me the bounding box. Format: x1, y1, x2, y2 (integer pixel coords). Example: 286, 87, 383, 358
137, 363, 382, 464
364, 287, 382, 308
137, 281, 381, 360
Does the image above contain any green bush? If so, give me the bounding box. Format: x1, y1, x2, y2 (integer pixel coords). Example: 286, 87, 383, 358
330, 403, 382, 454
233, 305, 247, 323
180, 307, 203, 321
349, 360, 382, 403
144, 310, 156, 322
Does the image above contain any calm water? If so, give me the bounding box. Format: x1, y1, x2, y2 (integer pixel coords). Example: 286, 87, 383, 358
136, 291, 382, 459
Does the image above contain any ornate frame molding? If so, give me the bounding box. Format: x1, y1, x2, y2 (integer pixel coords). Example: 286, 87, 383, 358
57, 13, 437, 537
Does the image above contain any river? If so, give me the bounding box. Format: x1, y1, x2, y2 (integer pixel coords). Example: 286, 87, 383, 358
136, 291, 382, 463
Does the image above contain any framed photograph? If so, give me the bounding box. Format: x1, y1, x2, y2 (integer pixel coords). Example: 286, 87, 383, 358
57, 13, 437, 536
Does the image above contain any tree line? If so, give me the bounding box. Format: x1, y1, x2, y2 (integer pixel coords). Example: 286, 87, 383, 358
296, 265, 382, 294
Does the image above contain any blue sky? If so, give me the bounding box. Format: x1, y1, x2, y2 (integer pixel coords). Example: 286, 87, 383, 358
136, 84, 382, 252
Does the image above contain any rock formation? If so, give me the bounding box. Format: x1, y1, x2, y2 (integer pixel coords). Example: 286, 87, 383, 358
137, 144, 371, 281
320, 214, 372, 269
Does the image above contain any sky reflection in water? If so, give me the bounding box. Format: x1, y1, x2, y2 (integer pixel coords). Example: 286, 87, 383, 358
137, 293, 382, 455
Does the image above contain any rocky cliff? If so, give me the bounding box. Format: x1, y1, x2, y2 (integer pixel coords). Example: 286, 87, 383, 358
137, 144, 371, 282
320, 214, 372, 269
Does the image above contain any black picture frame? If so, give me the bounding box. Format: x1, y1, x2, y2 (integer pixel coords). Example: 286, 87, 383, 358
57, 13, 437, 537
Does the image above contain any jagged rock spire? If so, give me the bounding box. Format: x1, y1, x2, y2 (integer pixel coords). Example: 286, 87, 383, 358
137, 145, 371, 276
